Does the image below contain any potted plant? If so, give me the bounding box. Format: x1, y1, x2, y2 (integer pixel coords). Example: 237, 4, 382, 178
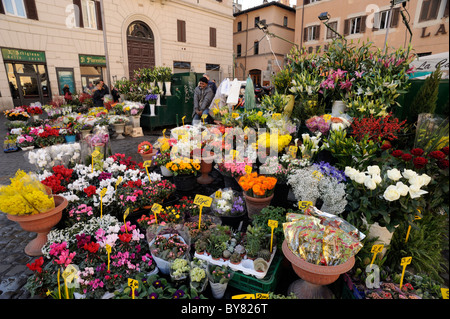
207, 264, 234, 299
165, 158, 201, 192
230, 252, 242, 265
145, 93, 158, 116
210, 189, 246, 229
154, 149, 173, 176
0, 170, 68, 256
244, 224, 266, 260
238, 172, 277, 219
149, 234, 190, 275
137, 141, 157, 162
17, 134, 35, 151
160, 66, 173, 96
189, 259, 208, 293
109, 116, 129, 139
170, 258, 190, 285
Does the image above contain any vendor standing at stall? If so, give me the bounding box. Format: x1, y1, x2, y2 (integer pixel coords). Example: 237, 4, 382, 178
192, 77, 214, 124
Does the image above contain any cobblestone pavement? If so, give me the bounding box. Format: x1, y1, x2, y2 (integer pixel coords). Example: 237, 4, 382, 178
0, 114, 163, 299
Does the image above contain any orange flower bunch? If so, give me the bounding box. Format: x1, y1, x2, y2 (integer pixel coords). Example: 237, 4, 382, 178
238, 172, 277, 198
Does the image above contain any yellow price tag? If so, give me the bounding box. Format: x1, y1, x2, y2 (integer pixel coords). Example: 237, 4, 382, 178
268, 220, 278, 253
201, 114, 208, 119
62, 264, 77, 285
401, 256, 412, 266
151, 203, 162, 214
298, 201, 313, 210
405, 215, 422, 243
370, 244, 384, 265
194, 195, 213, 207
230, 150, 239, 160
289, 145, 298, 158
323, 114, 332, 121
100, 188, 107, 218
245, 165, 252, 175
162, 129, 166, 137
182, 116, 186, 126
194, 194, 213, 230
105, 244, 111, 271
232, 112, 239, 119
124, 208, 130, 233
115, 176, 123, 190
215, 190, 222, 199
399, 256, 412, 289
143, 160, 152, 168
441, 288, 449, 299
232, 294, 255, 299
128, 278, 139, 299
92, 150, 100, 158
255, 293, 270, 299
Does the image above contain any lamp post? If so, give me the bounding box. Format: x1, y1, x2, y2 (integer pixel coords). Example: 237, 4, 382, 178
255, 19, 299, 51
318, 12, 346, 43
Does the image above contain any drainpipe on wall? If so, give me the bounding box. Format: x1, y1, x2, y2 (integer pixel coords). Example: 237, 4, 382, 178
100, 0, 111, 88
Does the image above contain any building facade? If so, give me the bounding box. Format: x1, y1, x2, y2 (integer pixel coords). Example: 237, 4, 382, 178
0, 0, 234, 110
233, 1, 296, 86
295, 0, 449, 56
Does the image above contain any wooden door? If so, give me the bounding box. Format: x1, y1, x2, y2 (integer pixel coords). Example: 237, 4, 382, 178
127, 21, 155, 79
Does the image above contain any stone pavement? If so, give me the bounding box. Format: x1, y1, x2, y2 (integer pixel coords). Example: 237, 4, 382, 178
0, 114, 164, 299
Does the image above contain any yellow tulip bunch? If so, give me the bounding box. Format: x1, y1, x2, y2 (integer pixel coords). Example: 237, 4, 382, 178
0, 170, 55, 216
165, 157, 201, 176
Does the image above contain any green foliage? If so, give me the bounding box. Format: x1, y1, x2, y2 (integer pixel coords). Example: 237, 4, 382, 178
272, 65, 293, 94
323, 129, 379, 170
386, 211, 449, 282
409, 65, 443, 122
260, 92, 289, 113
251, 206, 292, 250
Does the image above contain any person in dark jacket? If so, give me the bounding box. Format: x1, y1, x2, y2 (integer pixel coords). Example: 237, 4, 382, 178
192, 77, 214, 124
92, 82, 105, 107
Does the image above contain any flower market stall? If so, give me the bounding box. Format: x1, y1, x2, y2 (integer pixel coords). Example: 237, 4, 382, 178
0, 39, 448, 302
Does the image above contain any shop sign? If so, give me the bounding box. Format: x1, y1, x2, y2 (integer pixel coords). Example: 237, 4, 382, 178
1, 48, 46, 63
79, 54, 106, 66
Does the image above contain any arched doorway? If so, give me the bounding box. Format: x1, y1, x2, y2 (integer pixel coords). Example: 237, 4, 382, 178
127, 21, 155, 79
249, 69, 261, 86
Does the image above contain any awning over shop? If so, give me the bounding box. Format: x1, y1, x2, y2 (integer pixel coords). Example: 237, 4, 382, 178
409, 52, 449, 79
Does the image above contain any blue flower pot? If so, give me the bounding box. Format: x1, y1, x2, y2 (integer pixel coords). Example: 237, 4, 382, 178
65, 135, 76, 143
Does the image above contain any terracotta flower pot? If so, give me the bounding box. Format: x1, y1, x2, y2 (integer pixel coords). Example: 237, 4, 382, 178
244, 193, 274, 219
139, 150, 157, 162
7, 195, 68, 256
197, 152, 216, 185
282, 240, 355, 299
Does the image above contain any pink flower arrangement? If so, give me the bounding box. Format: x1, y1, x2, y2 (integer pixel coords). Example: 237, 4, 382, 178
217, 158, 253, 178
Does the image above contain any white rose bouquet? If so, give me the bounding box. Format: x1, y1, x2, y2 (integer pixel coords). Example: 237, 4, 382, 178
345, 164, 430, 232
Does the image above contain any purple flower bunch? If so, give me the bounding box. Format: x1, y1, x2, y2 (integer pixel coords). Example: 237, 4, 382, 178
231, 195, 245, 215
313, 161, 346, 183
98, 172, 112, 181
145, 94, 158, 102
306, 115, 330, 134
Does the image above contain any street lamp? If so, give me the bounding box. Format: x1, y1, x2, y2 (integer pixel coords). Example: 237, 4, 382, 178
256, 19, 299, 51
318, 12, 346, 42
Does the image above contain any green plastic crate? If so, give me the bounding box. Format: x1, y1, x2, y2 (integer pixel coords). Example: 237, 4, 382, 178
228, 254, 282, 294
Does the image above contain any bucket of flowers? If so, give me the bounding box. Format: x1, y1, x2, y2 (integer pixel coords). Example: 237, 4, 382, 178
238, 172, 277, 219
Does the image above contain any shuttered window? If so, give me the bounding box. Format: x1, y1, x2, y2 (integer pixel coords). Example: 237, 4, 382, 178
210, 27, 216, 47
344, 16, 367, 35
303, 25, 320, 41
419, 0, 442, 21
72, 0, 102, 30
177, 19, 186, 42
